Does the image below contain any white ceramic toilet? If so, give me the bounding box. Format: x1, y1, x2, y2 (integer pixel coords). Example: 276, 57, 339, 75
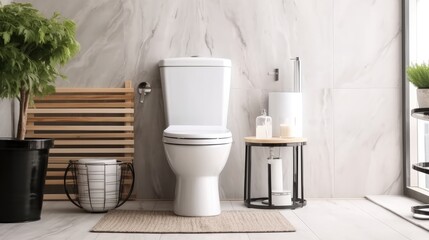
159, 57, 232, 217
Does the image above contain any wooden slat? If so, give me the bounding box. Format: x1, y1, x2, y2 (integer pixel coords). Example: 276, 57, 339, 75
244, 136, 307, 144
27, 133, 134, 139
44, 194, 74, 200
54, 140, 134, 145
34, 102, 133, 108
55, 88, 134, 93
48, 170, 135, 177
49, 156, 133, 163
27, 117, 134, 123
46, 179, 133, 185
47, 171, 66, 177
28, 108, 133, 114
49, 160, 133, 164
50, 148, 134, 154
48, 159, 133, 168
27, 125, 133, 131
35, 94, 132, 101
48, 163, 69, 168
47, 180, 73, 185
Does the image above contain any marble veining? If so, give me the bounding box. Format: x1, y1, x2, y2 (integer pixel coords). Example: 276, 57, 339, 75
333, 0, 401, 89
333, 89, 402, 197
2, 0, 403, 198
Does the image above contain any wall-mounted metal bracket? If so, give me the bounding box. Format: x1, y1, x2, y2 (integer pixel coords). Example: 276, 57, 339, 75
137, 82, 151, 104
268, 68, 280, 81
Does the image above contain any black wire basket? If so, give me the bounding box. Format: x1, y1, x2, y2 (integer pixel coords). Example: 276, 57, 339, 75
64, 160, 135, 213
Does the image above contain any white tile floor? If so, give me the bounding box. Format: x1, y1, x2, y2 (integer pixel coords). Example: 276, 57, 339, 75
367, 195, 429, 231
0, 199, 428, 240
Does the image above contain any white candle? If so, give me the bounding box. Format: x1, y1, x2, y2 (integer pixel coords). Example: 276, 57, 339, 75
280, 124, 297, 138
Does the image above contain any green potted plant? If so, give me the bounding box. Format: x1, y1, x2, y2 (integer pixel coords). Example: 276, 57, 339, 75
407, 63, 429, 108
0, 3, 79, 222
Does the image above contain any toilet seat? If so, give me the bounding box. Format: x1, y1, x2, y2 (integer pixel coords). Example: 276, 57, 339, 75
163, 125, 232, 145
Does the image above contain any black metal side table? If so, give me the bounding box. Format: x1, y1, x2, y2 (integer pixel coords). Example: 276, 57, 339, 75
411, 162, 429, 219
410, 108, 429, 219
244, 137, 307, 209
411, 108, 429, 121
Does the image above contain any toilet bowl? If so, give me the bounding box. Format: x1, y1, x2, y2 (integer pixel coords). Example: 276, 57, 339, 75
159, 57, 232, 216
163, 125, 232, 216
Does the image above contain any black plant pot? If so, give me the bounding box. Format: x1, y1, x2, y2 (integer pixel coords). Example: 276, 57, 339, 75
0, 138, 54, 223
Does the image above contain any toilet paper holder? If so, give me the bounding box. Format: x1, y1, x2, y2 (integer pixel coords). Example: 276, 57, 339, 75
267, 57, 301, 90
267, 69, 280, 81
290, 57, 301, 93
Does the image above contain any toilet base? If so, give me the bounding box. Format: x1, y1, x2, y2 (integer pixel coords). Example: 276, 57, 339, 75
174, 176, 221, 216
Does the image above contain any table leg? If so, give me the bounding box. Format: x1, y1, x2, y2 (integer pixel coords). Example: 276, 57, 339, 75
268, 163, 272, 206
293, 146, 298, 201
244, 145, 249, 201
247, 145, 252, 202
300, 145, 304, 203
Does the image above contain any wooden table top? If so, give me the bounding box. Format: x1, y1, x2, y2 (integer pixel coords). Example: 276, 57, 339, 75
244, 136, 307, 144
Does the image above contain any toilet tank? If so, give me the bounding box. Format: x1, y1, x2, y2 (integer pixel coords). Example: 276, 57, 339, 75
159, 57, 231, 127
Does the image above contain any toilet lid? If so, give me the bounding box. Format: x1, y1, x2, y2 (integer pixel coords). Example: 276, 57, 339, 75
163, 125, 232, 139
163, 125, 232, 145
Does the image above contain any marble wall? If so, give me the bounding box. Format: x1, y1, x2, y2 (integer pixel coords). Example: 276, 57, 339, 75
7, 0, 402, 199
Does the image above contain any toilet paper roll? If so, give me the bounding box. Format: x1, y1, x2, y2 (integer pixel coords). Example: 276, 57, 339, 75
272, 191, 292, 206
268, 158, 283, 192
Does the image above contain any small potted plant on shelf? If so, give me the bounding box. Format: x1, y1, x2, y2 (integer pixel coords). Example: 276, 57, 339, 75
407, 62, 429, 108
0, 3, 79, 222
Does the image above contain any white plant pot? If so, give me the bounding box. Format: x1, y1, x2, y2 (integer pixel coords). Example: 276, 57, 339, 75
417, 89, 429, 108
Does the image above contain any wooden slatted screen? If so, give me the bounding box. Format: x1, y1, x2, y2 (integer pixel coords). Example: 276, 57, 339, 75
26, 81, 135, 200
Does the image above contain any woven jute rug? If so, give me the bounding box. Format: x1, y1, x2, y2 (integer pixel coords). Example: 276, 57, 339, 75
91, 210, 295, 233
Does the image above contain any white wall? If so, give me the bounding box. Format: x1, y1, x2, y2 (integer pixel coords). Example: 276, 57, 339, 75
0, 101, 13, 138
6, 0, 402, 199
0, 1, 13, 138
